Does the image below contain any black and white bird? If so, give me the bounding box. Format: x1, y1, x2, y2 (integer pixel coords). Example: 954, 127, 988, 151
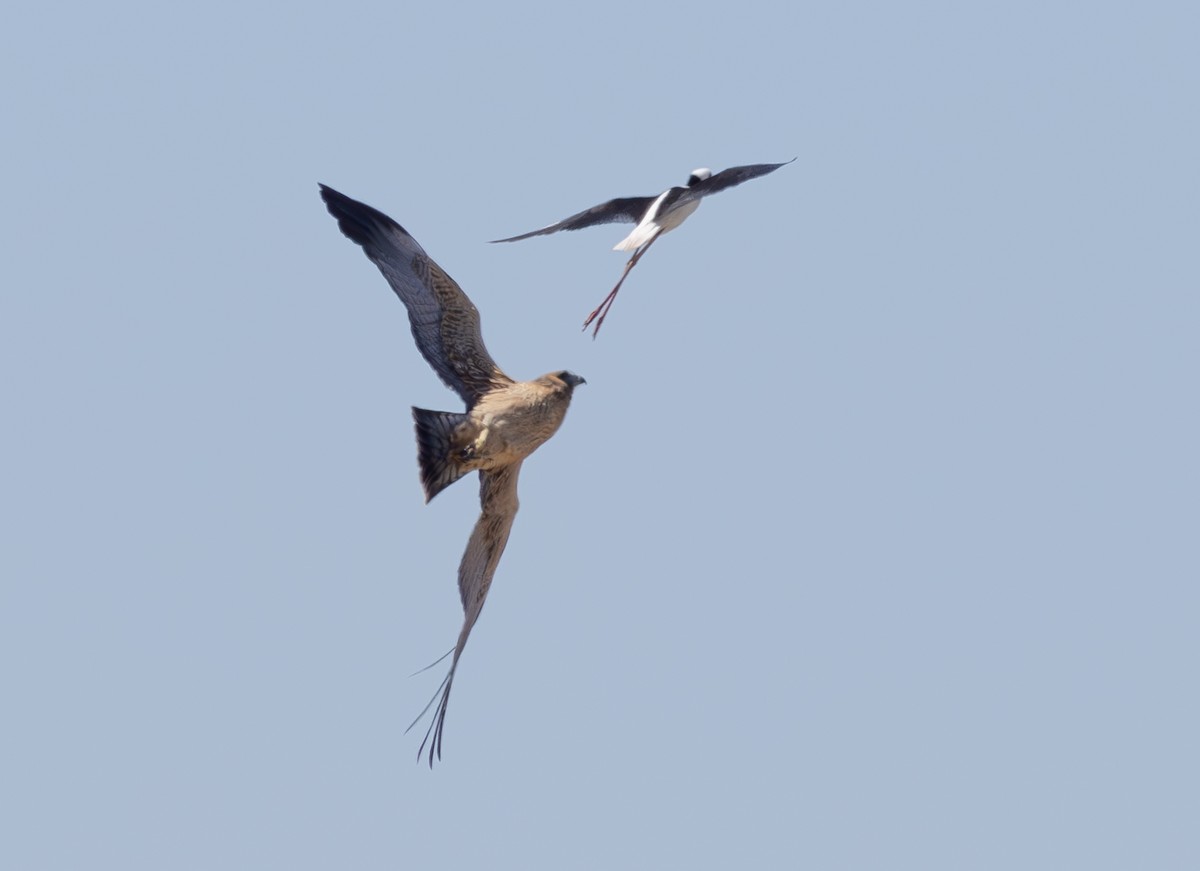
491, 158, 796, 336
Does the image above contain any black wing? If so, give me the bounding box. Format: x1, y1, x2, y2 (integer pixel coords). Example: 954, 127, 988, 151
320, 185, 511, 406
674, 158, 797, 209
490, 196, 657, 243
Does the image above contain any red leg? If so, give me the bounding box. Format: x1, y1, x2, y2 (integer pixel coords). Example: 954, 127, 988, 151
581, 233, 659, 337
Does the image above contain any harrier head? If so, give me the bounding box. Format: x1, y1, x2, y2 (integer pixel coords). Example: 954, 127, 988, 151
555, 371, 587, 390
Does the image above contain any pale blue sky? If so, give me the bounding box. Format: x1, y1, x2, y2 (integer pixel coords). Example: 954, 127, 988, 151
2, 2, 1198, 868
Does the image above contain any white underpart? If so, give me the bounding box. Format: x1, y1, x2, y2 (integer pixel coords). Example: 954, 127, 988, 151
613, 191, 702, 251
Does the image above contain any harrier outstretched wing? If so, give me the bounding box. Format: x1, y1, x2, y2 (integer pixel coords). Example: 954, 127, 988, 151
408, 463, 522, 766
320, 184, 512, 406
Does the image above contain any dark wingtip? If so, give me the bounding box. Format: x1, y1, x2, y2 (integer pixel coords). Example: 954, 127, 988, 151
406, 668, 454, 769
317, 182, 348, 211
318, 184, 410, 249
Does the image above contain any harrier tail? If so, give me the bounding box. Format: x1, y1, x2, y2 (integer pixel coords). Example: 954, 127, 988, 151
412, 407, 472, 502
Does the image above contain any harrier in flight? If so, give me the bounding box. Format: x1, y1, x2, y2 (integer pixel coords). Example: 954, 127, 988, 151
491, 158, 795, 336
320, 184, 586, 766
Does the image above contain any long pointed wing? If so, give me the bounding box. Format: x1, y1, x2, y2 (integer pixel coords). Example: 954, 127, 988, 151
320, 184, 512, 406
676, 158, 797, 208
408, 463, 523, 767
490, 196, 656, 242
